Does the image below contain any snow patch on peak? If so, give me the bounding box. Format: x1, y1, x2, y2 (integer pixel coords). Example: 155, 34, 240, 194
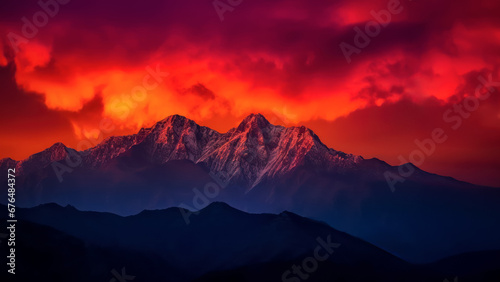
11, 114, 365, 188
160, 114, 190, 124
236, 113, 272, 132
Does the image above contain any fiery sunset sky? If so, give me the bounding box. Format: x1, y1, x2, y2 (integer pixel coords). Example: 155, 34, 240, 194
0, 0, 499, 186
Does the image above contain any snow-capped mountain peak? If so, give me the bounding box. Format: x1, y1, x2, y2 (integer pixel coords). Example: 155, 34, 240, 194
5, 114, 363, 189
235, 113, 272, 133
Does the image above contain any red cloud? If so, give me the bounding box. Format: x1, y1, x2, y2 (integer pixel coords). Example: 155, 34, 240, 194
1, 0, 499, 186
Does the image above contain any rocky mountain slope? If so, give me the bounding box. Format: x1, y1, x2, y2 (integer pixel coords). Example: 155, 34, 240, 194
1, 114, 499, 263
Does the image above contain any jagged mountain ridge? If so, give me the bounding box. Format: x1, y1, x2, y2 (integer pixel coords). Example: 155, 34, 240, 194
2, 113, 363, 188
2, 114, 500, 264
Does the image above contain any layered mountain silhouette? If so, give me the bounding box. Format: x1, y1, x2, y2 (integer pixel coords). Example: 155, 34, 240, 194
1, 114, 500, 263
2, 202, 499, 281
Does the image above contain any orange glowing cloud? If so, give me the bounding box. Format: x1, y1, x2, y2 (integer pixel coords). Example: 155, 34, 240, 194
1, 0, 499, 187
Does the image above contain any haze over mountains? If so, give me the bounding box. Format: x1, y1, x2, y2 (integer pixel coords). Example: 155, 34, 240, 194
1, 114, 500, 263
2, 202, 499, 281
